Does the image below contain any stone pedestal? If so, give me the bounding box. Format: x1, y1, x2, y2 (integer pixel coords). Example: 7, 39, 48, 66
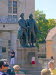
17, 47, 38, 66
17, 47, 42, 75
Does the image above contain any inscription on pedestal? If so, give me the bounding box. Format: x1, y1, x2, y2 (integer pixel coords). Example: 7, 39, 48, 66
27, 52, 35, 63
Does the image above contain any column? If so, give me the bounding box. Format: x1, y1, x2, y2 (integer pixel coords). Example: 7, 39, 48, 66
10, 30, 18, 64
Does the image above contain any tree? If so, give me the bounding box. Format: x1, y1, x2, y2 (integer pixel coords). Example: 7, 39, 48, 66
48, 19, 56, 30
34, 10, 48, 43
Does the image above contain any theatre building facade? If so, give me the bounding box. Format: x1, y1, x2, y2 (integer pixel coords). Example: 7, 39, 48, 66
0, 0, 35, 60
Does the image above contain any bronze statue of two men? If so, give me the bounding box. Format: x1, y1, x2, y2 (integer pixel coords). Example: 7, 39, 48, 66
18, 13, 38, 47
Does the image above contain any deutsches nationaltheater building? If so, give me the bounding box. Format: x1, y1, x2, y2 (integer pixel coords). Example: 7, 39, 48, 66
0, 0, 35, 59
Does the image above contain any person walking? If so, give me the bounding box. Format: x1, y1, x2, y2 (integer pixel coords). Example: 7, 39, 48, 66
10, 49, 15, 66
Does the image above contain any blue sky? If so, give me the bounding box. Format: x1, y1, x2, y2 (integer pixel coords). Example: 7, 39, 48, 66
35, 0, 56, 19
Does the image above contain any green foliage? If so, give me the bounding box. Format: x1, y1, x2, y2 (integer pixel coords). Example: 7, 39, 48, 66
48, 19, 56, 30
34, 10, 56, 48
34, 10, 48, 43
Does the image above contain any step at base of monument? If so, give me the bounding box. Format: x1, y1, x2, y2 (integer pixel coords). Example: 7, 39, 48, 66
21, 68, 41, 75
21, 63, 42, 75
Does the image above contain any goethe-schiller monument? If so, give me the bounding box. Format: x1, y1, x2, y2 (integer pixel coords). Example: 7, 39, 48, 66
0, 0, 39, 66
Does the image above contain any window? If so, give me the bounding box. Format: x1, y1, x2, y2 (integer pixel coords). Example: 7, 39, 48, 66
2, 47, 6, 52
8, 0, 17, 21
13, 1, 17, 7
8, 40, 11, 49
13, 8, 17, 13
8, 1, 12, 7
8, 40, 11, 46
8, 0, 12, 13
13, 1, 17, 13
8, 0, 17, 13
8, 7, 12, 13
